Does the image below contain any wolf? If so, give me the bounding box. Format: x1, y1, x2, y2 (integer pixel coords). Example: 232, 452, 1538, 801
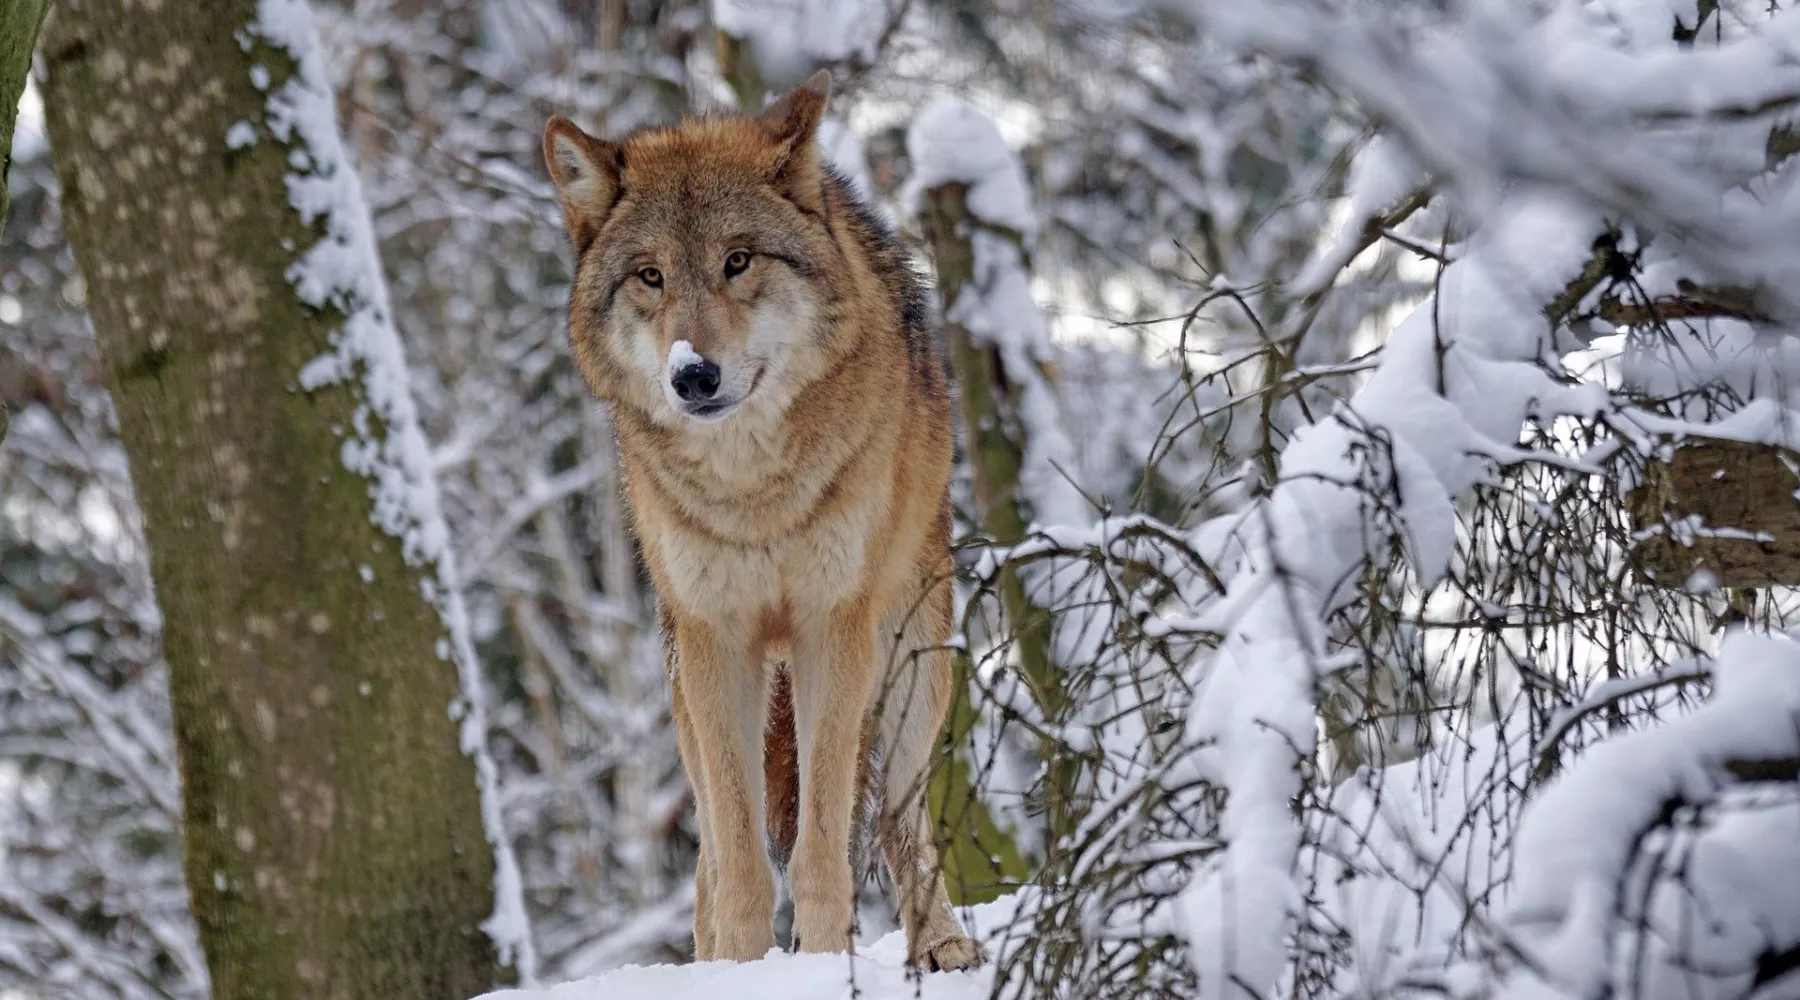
541, 72, 983, 971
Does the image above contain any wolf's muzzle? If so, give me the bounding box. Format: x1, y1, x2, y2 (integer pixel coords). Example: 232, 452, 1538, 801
671, 359, 723, 403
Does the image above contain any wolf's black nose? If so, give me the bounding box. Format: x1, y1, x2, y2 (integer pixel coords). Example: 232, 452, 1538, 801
671, 360, 722, 402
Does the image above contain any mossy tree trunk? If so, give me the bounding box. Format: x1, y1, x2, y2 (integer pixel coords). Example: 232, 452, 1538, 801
39, 1, 510, 997
1, 0, 52, 445
920, 183, 1058, 707
919, 181, 1070, 900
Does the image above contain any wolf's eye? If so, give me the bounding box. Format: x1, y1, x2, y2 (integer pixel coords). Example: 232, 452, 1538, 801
723, 250, 752, 279
637, 267, 663, 289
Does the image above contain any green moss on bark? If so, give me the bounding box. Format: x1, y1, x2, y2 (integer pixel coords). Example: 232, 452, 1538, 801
920, 181, 1084, 900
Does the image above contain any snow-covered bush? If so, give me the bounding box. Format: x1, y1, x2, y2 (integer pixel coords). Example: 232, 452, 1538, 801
911, 3, 1800, 1000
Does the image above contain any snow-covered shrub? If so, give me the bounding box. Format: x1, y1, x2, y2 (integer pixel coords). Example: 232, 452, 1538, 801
906, 3, 1800, 1000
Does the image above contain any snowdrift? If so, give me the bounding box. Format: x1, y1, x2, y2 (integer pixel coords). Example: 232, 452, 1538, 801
479, 899, 1016, 1000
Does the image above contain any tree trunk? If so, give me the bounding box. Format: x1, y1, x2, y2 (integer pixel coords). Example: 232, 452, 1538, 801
920, 183, 1058, 708
39, 1, 513, 997
915, 181, 1058, 902
1, 0, 51, 445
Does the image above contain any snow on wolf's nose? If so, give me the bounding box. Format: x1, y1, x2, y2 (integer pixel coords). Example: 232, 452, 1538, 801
668, 341, 721, 402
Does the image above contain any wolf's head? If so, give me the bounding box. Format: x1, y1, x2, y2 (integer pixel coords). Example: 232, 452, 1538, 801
543, 72, 857, 426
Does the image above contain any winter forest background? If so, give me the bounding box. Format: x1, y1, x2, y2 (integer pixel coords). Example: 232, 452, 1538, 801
6, 0, 1800, 998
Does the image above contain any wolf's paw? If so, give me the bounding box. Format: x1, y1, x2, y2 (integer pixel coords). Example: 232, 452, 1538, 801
711, 923, 777, 963
919, 934, 986, 972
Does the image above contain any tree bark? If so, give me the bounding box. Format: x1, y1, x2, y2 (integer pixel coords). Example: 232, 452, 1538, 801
920, 183, 1058, 708
39, 1, 510, 997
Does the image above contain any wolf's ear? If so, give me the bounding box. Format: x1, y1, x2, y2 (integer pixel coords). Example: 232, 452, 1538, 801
757, 70, 831, 214
543, 116, 623, 252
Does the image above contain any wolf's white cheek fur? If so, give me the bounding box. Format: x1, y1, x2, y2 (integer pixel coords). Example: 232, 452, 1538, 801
615, 318, 678, 411
745, 293, 819, 405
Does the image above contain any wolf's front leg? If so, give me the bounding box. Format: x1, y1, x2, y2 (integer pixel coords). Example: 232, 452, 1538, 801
669, 670, 719, 959
672, 614, 777, 961
876, 581, 984, 971
789, 600, 880, 954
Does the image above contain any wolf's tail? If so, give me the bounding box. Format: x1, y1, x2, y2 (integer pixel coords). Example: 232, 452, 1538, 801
761, 665, 883, 883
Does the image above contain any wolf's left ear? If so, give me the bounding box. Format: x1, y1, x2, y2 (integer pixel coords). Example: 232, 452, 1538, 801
757, 70, 832, 214
543, 116, 623, 252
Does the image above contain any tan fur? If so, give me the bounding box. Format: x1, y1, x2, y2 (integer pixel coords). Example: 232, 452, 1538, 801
543, 73, 981, 971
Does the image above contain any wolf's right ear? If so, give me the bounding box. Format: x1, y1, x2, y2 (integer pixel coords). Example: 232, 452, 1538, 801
543, 117, 623, 252
757, 71, 831, 214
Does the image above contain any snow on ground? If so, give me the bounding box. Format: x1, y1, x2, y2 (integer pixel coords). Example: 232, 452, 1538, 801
477, 899, 1017, 1000
480, 945, 987, 1000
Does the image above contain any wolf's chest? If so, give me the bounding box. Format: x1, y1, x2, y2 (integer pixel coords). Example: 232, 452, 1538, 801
651, 502, 876, 617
